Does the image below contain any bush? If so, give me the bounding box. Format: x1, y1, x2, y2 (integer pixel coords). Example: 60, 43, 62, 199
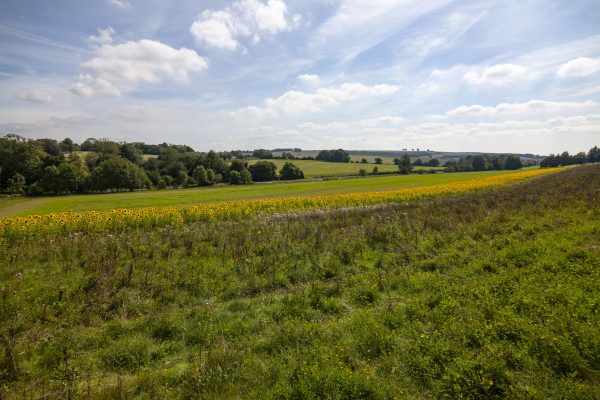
249, 161, 278, 182
280, 162, 304, 180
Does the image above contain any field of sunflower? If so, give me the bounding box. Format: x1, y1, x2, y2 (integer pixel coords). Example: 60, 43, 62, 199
0, 168, 561, 242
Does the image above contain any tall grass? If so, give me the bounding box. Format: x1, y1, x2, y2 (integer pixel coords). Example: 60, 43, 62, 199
0, 165, 598, 399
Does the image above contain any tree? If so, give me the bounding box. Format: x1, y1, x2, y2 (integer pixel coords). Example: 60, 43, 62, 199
230, 170, 242, 185
174, 170, 188, 187
39, 162, 88, 194
280, 162, 304, 180
89, 157, 150, 192
471, 155, 489, 171
59, 138, 77, 152
240, 168, 252, 184
252, 149, 273, 159
361, 158, 368, 163
504, 155, 522, 170
374, 158, 383, 164
316, 149, 350, 163
412, 159, 423, 166
249, 161, 278, 182
427, 158, 440, 167
6, 173, 25, 194
193, 165, 213, 186
587, 146, 599, 163
206, 151, 229, 180
372, 166, 379, 175
398, 155, 412, 174
120, 144, 144, 165
559, 151, 573, 166
0, 134, 45, 189
230, 159, 247, 173
573, 152, 587, 164
206, 168, 217, 184
358, 169, 367, 177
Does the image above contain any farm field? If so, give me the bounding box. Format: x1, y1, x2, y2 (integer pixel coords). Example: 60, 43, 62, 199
1, 165, 598, 399
245, 158, 441, 177
1, 169, 532, 217
273, 152, 419, 164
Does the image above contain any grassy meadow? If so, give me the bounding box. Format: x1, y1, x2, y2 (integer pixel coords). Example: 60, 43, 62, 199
0, 165, 598, 398
1, 169, 529, 217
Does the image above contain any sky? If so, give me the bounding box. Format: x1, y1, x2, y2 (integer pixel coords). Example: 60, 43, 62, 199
0, 0, 599, 154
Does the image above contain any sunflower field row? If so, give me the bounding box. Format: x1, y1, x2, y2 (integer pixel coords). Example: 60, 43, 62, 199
0, 168, 561, 242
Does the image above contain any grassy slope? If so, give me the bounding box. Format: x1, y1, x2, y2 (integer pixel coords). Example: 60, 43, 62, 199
1, 165, 598, 399
0, 170, 527, 217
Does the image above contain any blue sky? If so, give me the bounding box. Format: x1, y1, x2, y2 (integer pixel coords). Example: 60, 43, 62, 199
1, 0, 599, 153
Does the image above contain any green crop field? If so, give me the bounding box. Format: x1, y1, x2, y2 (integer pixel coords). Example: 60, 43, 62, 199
2, 169, 526, 217
246, 159, 418, 176
1, 165, 598, 399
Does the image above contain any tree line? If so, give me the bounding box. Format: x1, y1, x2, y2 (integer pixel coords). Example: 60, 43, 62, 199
444, 154, 525, 172
0, 135, 305, 196
539, 147, 599, 167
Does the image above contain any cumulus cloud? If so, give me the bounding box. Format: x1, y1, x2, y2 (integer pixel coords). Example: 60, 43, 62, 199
108, 0, 131, 9
87, 26, 115, 45
446, 100, 600, 117
297, 74, 319, 84
69, 74, 120, 97
190, 0, 300, 51
71, 39, 208, 97
557, 57, 600, 78
232, 82, 399, 118
17, 90, 53, 104
463, 64, 528, 85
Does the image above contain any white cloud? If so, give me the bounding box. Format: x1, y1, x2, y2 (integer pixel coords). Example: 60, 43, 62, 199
71, 40, 207, 96
87, 26, 115, 45
308, 0, 453, 61
401, 4, 492, 57
69, 74, 121, 97
557, 57, 600, 78
297, 74, 319, 84
463, 64, 528, 85
108, 0, 131, 9
232, 82, 399, 118
190, 0, 299, 51
17, 90, 53, 104
356, 116, 406, 126
447, 100, 600, 117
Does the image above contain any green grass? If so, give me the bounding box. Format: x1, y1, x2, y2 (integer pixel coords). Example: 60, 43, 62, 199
1, 165, 598, 399
247, 159, 405, 177
2, 169, 528, 217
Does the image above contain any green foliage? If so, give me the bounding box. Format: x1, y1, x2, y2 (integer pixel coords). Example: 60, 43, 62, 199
229, 170, 242, 185
316, 149, 351, 163
90, 157, 151, 192
249, 161, 278, 182
0, 134, 45, 190
504, 155, 523, 170
193, 165, 210, 186
252, 149, 273, 159
279, 162, 304, 180
6, 173, 26, 194
240, 169, 252, 184
427, 158, 440, 167
398, 155, 413, 174
541, 146, 600, 167
39, 163, 88, 194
